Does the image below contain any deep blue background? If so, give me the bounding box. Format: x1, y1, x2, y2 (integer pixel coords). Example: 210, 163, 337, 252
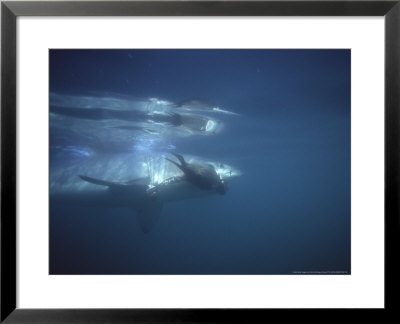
50, 50, 350, 274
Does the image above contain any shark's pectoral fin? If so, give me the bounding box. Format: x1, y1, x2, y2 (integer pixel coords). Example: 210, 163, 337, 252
125, 176, 150, 185
79, 175, 149, 188
79, 175, 118, 187
136, 201, 163, 233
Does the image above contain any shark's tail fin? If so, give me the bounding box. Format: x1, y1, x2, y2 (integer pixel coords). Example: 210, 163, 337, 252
136, 201, 163, 233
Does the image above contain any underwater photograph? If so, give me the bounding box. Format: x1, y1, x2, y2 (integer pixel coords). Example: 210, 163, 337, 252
49, 49, 350, 275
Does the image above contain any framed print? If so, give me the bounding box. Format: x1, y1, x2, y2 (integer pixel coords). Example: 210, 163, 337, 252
1, 0, 399, 322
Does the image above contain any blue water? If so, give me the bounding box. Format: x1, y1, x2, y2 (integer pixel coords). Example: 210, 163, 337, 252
49, 49, 350, 274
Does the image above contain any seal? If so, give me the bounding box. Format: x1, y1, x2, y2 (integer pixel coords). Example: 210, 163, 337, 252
165, 153, 227, 194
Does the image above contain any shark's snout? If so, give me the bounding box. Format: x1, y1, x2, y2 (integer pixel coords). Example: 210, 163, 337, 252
216, 165, 242, 182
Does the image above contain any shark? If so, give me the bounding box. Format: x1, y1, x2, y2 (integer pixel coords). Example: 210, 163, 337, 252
50, 153, 241, 232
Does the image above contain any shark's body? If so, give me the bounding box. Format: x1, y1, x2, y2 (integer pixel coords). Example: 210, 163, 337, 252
50, 154, 241, 232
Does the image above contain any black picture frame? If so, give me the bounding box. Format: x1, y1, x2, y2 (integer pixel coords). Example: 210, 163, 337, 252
1, 0, 399, 322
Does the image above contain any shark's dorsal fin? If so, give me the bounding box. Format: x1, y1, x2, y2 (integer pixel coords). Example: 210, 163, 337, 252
136, 201, 163, 233
79, 175, 149, 188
